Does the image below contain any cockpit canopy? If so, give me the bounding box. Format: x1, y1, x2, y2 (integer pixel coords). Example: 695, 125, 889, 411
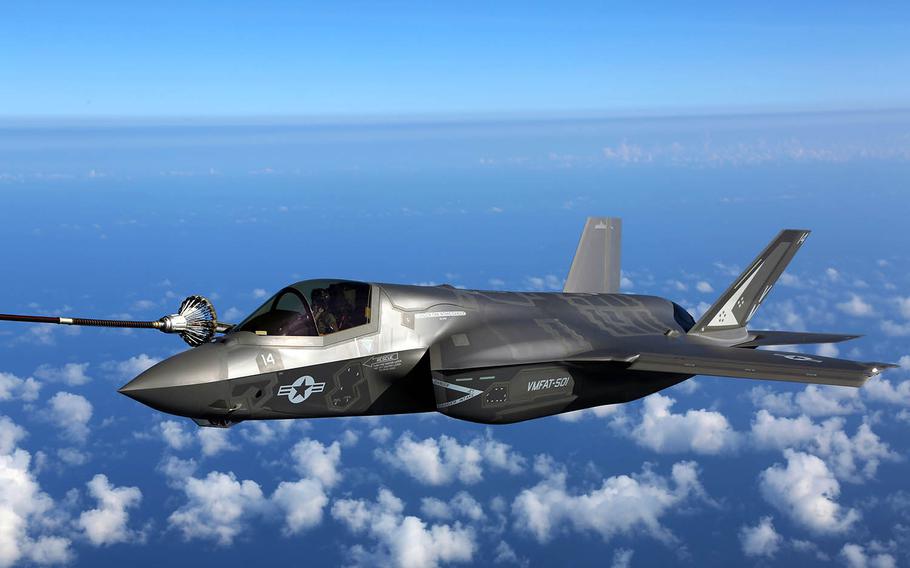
233, 280, 372, 337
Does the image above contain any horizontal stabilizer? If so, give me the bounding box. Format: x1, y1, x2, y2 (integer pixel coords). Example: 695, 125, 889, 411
626, 343, 894, 388
734, 330, 861, 348
564, 217, 622, 294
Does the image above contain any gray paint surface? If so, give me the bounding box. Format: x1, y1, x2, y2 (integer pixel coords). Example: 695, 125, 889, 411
106, 219, 895, 426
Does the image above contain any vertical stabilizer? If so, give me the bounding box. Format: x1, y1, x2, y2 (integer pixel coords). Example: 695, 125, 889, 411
564, 217, 622, 294
690, 229, 810, 335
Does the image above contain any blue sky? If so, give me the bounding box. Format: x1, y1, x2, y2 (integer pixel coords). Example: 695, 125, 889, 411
1, 1, 909, 117
2, 3, 910, 568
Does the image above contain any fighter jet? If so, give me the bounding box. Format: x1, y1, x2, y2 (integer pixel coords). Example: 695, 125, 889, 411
0, 218, 895, 427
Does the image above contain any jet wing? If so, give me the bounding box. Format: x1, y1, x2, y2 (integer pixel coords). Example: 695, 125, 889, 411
615, 344, 894, 388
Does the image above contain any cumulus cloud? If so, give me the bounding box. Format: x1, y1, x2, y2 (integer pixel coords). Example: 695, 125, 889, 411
840, 543, 896, 568
759, 450, 859, 534
524, 275, 563, 291
611, 548, 634, 568
696, 281, 714, 293
420, 492, 484, 522
556, 404, 621, 422
493, 541, 525, 565
894, 296, 910, 319
836, 294, 875, 317
47, 392, 92, 443
78, 474, 143, 546
627, 394, 740, 455
0, 416, 74, 567
157, 456, 198, 489
34, 363, 91, 386
748, 385, 864, 417
816, 343, 840, 358
196, 428, 234, 457
739, 516, 782, 557
375, 433, 525, 485
238, 420, 303, 446
332, 488, 475, 568
168, 471, 267, 546
512, 457, 706, 544
271, 478, 328, 536
0, 372, 41, 402
750, 410, 896, 482
290, 439, 342, 488
369, 426, 393, 443
864, 378, 910, 406
159, 420, 193, 451
880, 320, 910, 336
101, 354, 161, 380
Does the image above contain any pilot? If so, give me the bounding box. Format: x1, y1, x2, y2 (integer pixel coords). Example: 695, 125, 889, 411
311, 289, 338, 334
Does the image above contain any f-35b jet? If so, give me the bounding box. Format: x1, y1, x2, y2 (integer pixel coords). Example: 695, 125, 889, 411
0, 218, 894, 427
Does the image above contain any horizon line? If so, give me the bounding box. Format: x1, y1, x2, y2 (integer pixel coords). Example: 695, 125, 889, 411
1, 105, 909, 129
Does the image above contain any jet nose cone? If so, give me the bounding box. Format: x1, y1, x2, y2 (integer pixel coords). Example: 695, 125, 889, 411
119, 343, 228, 418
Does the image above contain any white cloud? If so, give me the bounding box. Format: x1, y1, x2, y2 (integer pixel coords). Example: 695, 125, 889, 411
252, 288, 268, 299
895, 296, 910, 319
48, 392, 92, 443
222, 307, 244, 321
420, 492, 483, 523
168, 471, 266, 546
759, 450, 859, 534
512, 457, 705, 544
840, 543, 896, 568
524, 275, 563, 291
557, 404, 621, 422
332, 488, 475, 568
739, 516, 782, 557
836, 294, 875, 317
748, 385, 864, 417
238, 420, 302, 446
816, 343, 840, 358
290, 439, 342, 488
57, 448, 89, 466
880, 320, 910, 336
157, 456, 198, 488
271, 478, 328, 536
370, 426, 393, 443
375, 433, 524, 485
102, 354, 161, 380
0, 416, 74, 567
795, 385, 864, 417
420, 497, 452, 520
864, 378, 910, 406
611, 548, 634, 568
196, 428, 234, 457
78, 474, 143, 546
779, 272, 802, 287
628, 394, 740, 455
750, 411, 896, 482
159, 421, 193, 451
0, 372, 41, 402
493, 541, 524, 565
34, 363, 91, 386
826, 268, 841, 282
696, 281, 714, 293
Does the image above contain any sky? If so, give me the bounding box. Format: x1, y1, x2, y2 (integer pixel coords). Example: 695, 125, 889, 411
1, 1, 909, 117
2, 3, 910, 568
